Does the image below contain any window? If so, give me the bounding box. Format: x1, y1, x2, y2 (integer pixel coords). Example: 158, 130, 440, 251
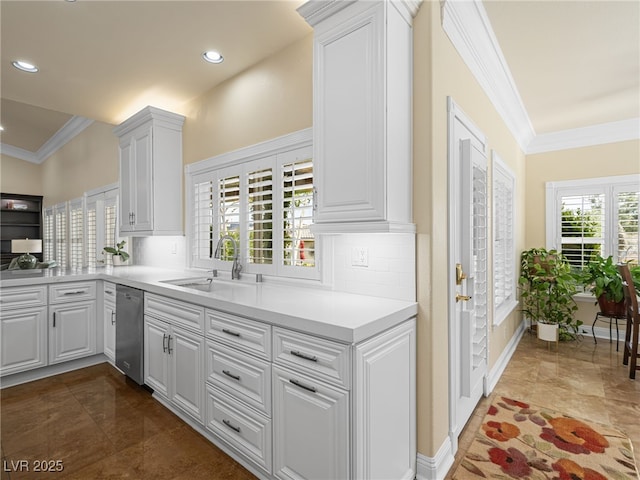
187, 129, 317, 280
86, 184, 119, 267
492, 152, 517, 325
546, 174, 640, 269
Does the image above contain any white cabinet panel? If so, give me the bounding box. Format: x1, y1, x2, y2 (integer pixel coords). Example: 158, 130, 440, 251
49, 300, 96, 364
0, 285, 46, 309
103, 300, 116, 362
144, 315, 170, 397
49, 282, 96, 304
273, 366, 349, 480
0, 306, 47, 376
146, 293, 205, 334
171, 325, 205, 422
206, 309, 271, 360
115, 106, 185, 236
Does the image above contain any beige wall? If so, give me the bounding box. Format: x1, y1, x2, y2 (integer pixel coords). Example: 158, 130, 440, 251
0, 154, 43, 196
525, 140, 640, 247
40, 121, 119, 207
413, 1, 527, 457
183, 33, 313, 165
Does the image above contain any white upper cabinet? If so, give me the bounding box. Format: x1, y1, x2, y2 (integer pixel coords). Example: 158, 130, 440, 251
298, 0, 419, 233
114, 106, 185, 236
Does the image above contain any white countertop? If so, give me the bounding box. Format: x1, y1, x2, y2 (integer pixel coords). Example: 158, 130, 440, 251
0, 266, 417, 343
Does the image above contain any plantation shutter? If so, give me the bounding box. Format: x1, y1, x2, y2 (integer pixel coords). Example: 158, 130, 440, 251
218, 174, 241, 262
559, 192, 605, 269
86, 197, 98, 268
472, 161, 487, 368
68, 198, 84, 269
43, 207, 55, 262
54, 203, 68, 269
192, 175, 214, 266
492, 155, 516, 324
104, 195, 118, 266
616, 188, 639, 263
246, 166, 273, 266
281, 152, 314, 270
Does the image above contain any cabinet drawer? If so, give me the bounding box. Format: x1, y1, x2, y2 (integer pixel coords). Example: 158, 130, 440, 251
49, 282, 96, 304
0, 285, 47, 309
103, 282, 116, 304
206, 386, 272, 475
273, 327, 351, 390
206, 341, 271, 415
145, 293, 204, 334
206, 310, 270, 360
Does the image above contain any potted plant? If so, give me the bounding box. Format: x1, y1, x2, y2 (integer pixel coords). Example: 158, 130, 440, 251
519, 248, 581, 341
103, 240, 130, 266
579, 254, 640, 316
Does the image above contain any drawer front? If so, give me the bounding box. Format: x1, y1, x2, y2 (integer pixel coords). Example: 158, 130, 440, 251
0, 285, 47, 309
145, 293, 204, 334
206, 341, 271, 415
206, 386, 272, 474
207, 310, 271, 360
103, 282, 116, 304
49, 282, 96, 304
273, 327, 351, 390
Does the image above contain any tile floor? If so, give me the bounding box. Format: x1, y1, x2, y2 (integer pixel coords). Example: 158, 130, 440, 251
446, 330, 640, 478
1, 331, 638, 480
0, 364, 256, 479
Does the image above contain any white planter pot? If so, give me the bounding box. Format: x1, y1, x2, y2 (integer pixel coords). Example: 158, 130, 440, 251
537, 322, 559, 342
112, 255, 128, 267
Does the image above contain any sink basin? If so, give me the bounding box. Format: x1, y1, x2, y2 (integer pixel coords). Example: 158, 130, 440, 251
161, 276, 252, 293
161, 277, 214, 292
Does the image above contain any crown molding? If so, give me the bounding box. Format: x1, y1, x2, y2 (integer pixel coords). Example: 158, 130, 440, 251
441, 0, 535, 152
0, 143, 38, 163
526, 118, 640, 154
1, 116, 94, 164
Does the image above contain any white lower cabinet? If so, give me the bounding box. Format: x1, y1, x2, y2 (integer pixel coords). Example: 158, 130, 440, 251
272, 366, 350, 480
144, 314, 205, 423
103, 282, 116, 362
0, 306, 48, 375
49, 300, 97, 365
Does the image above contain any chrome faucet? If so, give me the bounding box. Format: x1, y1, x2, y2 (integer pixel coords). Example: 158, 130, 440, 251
214, 235, 242, 280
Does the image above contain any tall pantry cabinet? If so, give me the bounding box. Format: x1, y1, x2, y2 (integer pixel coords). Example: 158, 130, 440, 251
114, 106, 185, 236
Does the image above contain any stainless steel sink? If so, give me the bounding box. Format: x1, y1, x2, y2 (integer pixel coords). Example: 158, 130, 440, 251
161, 276, 252, 293
161, 277, 214, 292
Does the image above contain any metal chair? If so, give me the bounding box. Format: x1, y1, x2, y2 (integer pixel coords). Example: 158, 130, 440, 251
618, 264, 639, 380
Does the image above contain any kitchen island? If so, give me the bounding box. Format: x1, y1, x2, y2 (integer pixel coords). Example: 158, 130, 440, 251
0, 266, 417, 480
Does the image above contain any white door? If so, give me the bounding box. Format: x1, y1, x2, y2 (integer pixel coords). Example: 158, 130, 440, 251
170, 325, 204, 422
49, 301, 97, 364
144, 316, 170, 397
447, 99, 489, 451
272, 366, 349, 480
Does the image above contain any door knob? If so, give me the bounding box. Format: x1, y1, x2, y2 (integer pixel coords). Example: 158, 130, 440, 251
455, 263, 467, 285
456, 294, 472, 303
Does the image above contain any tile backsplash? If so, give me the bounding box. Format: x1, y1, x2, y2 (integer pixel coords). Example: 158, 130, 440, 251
132, 233, 416, 302
132, 236, 187, 270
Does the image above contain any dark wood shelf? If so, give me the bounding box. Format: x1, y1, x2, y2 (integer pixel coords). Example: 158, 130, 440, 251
1, 193, 43, 265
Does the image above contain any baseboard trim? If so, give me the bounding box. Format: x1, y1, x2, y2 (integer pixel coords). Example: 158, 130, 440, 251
416, 437, 455, 480
0, 354, 108, 388
485, 320, 525, 394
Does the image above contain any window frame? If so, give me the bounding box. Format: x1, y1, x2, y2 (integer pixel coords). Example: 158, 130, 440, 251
492, 151, 518, 326
545, 174, 640, 266
186, 128, 319, 281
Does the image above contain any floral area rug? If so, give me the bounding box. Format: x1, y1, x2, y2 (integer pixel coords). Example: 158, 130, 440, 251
452, 396, 639, 479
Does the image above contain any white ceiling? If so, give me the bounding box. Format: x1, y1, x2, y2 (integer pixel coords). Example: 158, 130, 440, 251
1, 0, 638, 158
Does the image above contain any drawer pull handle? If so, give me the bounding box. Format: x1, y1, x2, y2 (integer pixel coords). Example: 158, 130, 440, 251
105, 290, 114, 295
53, 312, 56, 328
222, 328, 241, 337
222, 370, 240, 381
291, 350, 318, 362
63, 290, 86, 296
167, 335, 173, 355
162, 334, 168, 353
111, 311, 116, 325
289, 379, 317, 393
222, 419, 241, 433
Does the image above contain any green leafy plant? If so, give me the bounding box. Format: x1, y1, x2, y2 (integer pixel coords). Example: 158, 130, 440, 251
519, 248, 581, 341
578, 253, 640, 305
103, 240, 130, 261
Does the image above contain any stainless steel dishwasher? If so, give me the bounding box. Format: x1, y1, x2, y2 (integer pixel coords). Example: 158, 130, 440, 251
116, 285, 144, 384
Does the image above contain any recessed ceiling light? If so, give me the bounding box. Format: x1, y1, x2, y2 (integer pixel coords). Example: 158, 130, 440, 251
12, 60, 39, 73
202, 51, 224, 64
